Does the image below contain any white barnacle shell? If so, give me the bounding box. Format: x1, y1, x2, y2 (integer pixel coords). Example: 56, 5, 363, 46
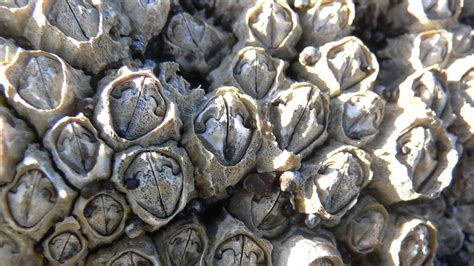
0, 145, 77, 241
42, 216, 88, 265
43, 113, 113, 189
298, 0, 355, 47
153, 214, 208, 266
0, 106, 35, 185
329, 90, 385, 147
93, 66, 181, 151
233, 0, 302, 59
205, 210, 273, 266
112, 141, 195, 231
367, 103, 459, 205
85, 235, 160, 265
1, 48, 92, 136
294, 37, 379, 97
295, 142, 373, 226
335, 195, 389, 254
0, 223, 43, 265
0, 0, 35, 39
73, 188, 131, 248
182, 87, 263, 199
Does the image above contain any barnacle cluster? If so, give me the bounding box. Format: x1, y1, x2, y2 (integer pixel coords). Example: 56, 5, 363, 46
0, 0, 473, 265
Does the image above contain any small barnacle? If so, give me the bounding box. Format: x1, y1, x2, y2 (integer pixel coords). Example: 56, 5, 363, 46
418, 30, 450, 67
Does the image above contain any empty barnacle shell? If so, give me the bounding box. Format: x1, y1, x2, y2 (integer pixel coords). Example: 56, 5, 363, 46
73, 188, 131, 248
208, 46, 290, 102
0, 224, 43, 265
112, 141, 195, 231
153, 214, 208, 266
295, 142, 373, 226
329, 90, 385, 147
271, 227, 343, 266
0, 106, 35, 185
269, 82, 330, 158
293, 37, 379, 97
233, 0, 302, 59
94, 66, 181, 151
0, 145, 77, 241
298, 0, 355, 47
182, 87, 263, 199
436, 216, 464, 256
206, 210, 273, 265
367, 103, 458, 205
0, 0, 35, 40
1, 48, 92, 136
163, 11, 234, 74
42, 217, 88, 265
335, 195, 389, 254
86, 235, 160, 265
43, 113, 113, 189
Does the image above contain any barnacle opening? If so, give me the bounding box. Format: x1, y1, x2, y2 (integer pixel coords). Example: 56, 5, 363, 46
350, 210, 386, 252
312, 1, 350, 35
214, 234, 266, 265
399, 224, 435, 266
342, 93, 384, 141
83, 193, 124, 236
48, 232, 82, 263
411, 70, 448, 115
250, 191, 289, 231
422, 0, 456, 20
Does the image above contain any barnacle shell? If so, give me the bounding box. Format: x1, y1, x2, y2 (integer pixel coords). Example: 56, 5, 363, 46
271, 227, 343, 266
206, 211, 273, 265
0, 37, 19, 66
448, 23, 474, 59
233, 0, 302, 59
0, 106, 35, 185
112, 142, 194, 231
182, 87, 263, 199
44, 113, 113, 189
0, 145, 77, 241
212, 0, 256, 25
42, 217, 88, 265
1, 47, 92, 136
335, 195, 389, 254
86, 235, 160, 265
94, 66, 181, 151
294, 37, 379, 97
448, 138, 474, 203
295, 142, 373, 226
0, 224, 43, 265
0, 0, 35, 39
329, 90, 385, 147
153, 214, 208, 266
73, 188, 131, 248
298, 0, 355, 47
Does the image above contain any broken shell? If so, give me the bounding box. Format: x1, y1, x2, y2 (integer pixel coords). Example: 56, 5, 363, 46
233, 0, 302, 59
163, 12, 234, 74
182, 87, 263, 199
112, 142, 195, 231
269, 82, 330, 158
206, 211, 273, 265
329, 90, 385, 147
0, 106, 35, 185
42, 217, 88, 265
0, 145, 77, 241
0, 224, 43, 265
335, 195, 389, 254
43, 113, 113, 189
94, 66, 181, 151
436, 216, 464, 256
293, 37, 379, 97
0, 0, 35, 40
1, 48, 92, 136
86, 235, 160, 265
295, 142, 373, 226
153, 214, 208, 266
298, 0, 355, 47
73, 188, 131, 248
271, 227, 343, 266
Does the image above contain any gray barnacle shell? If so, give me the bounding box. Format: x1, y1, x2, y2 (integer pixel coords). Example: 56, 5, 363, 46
42, 216, 88, 265
295, 142, 373, 226
448, 23, 474, 60
0, 106, 35, 186
153, 214, 208, 266
329, 90, 385, 147
233, 0, 302, 59
43, 113, 113, 189
0, 224, 43, 265
85, 235, 160, 265
112, 141, 195, 231
0, 0, 35, 40
0, 37, 19, 66
94, 66, 181, 151
1, 47, 92, 136
73, 188, 131, 248
335, 195, 389, 254
294, 37, 379, 97
298, 0, 355, 47
206, 211, 273, 266
0, 145, 77, 241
